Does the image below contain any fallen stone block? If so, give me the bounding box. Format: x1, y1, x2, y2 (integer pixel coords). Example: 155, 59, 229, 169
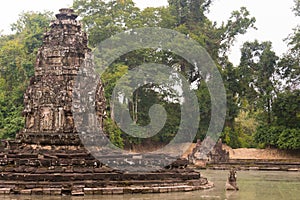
0, 188, 11, 194
31, 188, 43, 195
83, 188, 94, 195
20, 189, 32, 195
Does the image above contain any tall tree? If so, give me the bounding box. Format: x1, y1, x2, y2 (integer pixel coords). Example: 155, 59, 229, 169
278, 0, 300, 90
253, 0, 300, 150
168, 0, 213, 25
238, 40, 278, 124
73, 0, 141, 47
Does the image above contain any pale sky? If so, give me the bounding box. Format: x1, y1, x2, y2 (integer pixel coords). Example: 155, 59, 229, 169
0, 0, 298, 65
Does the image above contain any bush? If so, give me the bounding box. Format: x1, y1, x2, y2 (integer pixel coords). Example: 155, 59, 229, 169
277, 128, 300, 150
254, 126, 284, 147
254, 126, 300, 150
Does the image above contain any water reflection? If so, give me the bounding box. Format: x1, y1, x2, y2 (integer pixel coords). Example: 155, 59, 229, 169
1, 170, 299, 200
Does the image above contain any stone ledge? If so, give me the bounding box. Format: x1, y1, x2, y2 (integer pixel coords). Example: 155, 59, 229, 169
0, 176, 212, 196
0, 188, 11, 194
0, 181, 214, 196
79, 183, 214, 195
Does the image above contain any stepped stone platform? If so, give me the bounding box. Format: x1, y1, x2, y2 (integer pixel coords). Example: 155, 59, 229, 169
0, 8, 213, 195
0, 141, 212, 195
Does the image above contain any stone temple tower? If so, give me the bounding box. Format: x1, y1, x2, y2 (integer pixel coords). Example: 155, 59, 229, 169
17, 8, 105, 145
0, 9, 212, 196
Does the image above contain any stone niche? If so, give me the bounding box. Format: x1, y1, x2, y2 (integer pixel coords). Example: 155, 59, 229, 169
40, 107, 54, 131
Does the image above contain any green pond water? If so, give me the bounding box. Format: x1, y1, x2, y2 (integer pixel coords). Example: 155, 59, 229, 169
1, 170, 299, 200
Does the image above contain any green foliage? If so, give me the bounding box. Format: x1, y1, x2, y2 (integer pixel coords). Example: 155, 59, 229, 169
253, 90, 300, 150
254, 126, 283, 147
73, 0, 260, 150
222, 63, 240, 128
221, 109, 258, 148
220, 7, 256, 55
277, 128, 300, 150
238, 40, 279, 124
0, 11, 52, 139
104, 118, 124, 148
278, 53, 299, 90
168, 0, 212, 25
195, 81, 211, 140
245, 0, 300, 149
101, 64, 129, 102
278, 0, 300, 90
255, 126, 300, 150
101, 63, 182, 148
139, 7, 177, 28
168, 3, 256, 62
221, 127, 241, 149
73, 0, 141, 47
273, 90, 300, 128
234, 110, 258, 148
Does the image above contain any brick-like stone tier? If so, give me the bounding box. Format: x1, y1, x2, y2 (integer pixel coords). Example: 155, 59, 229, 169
0, 8, 213, 195
0, 141, 213, 195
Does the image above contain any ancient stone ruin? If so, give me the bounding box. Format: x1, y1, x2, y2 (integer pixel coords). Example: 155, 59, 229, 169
0, 8, 213, 195
18, 8, 105, 146
225, 168, 239, 191
189, 138, 229, 166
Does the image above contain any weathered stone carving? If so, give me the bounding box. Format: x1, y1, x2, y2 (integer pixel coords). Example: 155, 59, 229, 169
225, 168, 239, 190
17, 8, 105, 145
189, 138, 229, 165
207, 139, 229, 163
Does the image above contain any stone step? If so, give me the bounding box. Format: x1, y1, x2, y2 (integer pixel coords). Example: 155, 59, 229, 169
0, 155, 182, 170
0, 158, 100, 167
0, 172, 200, 182
0, 179, 213, 196
227, 159, 300, 165
0, 178, 202, 187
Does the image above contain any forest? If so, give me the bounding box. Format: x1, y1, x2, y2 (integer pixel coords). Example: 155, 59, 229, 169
0, 0, 299, 150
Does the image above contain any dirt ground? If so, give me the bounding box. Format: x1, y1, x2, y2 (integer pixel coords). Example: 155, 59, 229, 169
182, 143, 300, 160
222, 144, 300, 160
